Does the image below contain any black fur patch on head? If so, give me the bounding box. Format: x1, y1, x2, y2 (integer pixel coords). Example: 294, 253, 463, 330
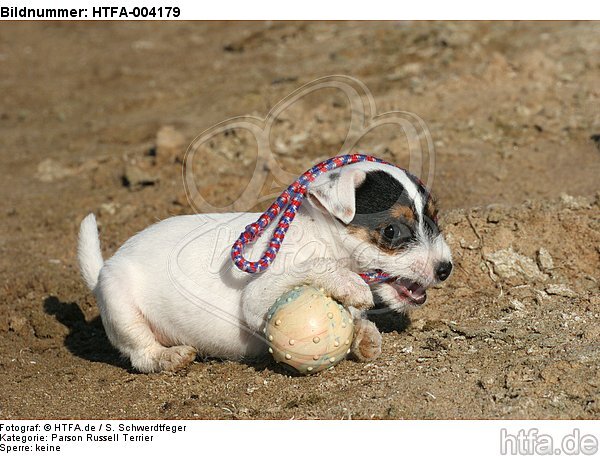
347, 169, 444, 251
353, 171, 413, 218
350, 170, 417, 251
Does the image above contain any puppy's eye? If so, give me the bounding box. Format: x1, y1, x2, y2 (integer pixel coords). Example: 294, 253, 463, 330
383, 225, 397, 240
381, 224, 412, 245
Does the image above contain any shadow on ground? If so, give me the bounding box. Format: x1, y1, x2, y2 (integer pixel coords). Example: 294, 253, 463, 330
42, 296, 411, 376
368, 305, 411, 333
43, 295, 291, 375
43, 296, 129, 370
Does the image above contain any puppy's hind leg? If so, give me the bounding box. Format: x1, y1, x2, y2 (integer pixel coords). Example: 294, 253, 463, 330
96, 272, 197, 373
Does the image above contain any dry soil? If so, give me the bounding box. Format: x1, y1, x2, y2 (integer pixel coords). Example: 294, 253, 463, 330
0, 21, 599, 419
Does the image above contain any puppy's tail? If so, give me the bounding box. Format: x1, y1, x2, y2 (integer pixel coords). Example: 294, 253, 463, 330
78, 213, 104, 291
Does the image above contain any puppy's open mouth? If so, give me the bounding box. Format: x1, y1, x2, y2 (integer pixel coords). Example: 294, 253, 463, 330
389, 278, 427, 306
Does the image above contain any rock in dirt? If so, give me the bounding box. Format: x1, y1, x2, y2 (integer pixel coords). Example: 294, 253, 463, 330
8, 315, 29, 334
508, 298, 525, 311
485, 247, 545, 281
156, 125, 186, 164
545, 284, 578, 298
99, 202, 118, 216
559, 193, 591, 210
122, 164, 158, 190
536, 247, 554, 272
486, 205, 506, 223
99, 202, 136, 223
386, 62, 422, 81
35, 158, 76, 182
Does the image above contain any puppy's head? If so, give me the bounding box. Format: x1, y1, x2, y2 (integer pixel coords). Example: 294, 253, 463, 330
307, 161, 452, 312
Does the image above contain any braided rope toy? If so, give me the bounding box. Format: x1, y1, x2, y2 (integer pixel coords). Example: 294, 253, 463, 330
231, 154, 399, 284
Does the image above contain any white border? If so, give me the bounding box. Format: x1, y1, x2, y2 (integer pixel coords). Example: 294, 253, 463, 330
1, 0, 598, 20
1, 420, 600, 456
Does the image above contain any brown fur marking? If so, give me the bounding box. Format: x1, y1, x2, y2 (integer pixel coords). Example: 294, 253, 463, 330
390, 204, 416, 221
346, 224, 404, 255
346, 225, 372, 243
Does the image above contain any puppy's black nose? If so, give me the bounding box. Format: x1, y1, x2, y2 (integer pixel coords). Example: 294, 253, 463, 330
436, 261, 453, 281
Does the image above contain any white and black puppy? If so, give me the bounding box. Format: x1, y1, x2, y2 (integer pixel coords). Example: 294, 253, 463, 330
78, 160, 452, 372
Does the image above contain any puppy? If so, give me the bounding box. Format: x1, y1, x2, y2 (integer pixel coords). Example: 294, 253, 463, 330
78, 160, 452, 372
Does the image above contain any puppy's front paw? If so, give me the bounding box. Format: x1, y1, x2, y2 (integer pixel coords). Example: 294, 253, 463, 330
323, 269, 374, 311
351, 319, 382, 362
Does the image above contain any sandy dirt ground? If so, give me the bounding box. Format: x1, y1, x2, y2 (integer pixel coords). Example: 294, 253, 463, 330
1, 21, 599, 419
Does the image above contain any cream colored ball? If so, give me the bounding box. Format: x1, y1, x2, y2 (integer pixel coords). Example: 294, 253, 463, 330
264, 285, 354, 374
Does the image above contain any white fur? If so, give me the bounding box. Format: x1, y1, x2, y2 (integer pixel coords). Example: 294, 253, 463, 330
77, 214, 103, 290
78, 162, 452, 372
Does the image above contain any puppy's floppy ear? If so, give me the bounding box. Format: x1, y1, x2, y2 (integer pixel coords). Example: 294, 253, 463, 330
307, 167, 366, 224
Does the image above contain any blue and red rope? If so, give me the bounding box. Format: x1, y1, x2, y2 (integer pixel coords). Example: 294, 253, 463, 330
231, 154, 396, 284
